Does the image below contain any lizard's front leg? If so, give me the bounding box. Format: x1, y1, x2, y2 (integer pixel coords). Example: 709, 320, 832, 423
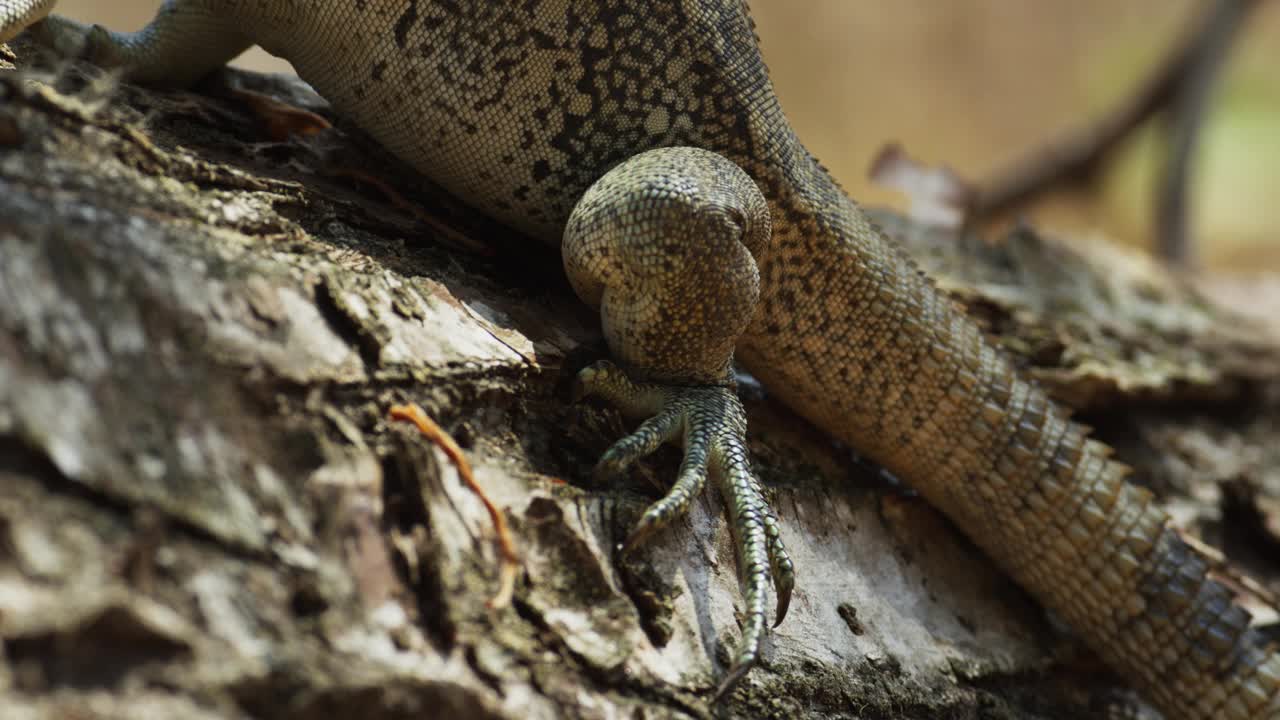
1, 0, 251, 87
563, 146, 794, 700
0, 0, 54, 43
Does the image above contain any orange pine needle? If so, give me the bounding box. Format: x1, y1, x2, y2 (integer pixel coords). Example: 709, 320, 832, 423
389, 403, 519, 609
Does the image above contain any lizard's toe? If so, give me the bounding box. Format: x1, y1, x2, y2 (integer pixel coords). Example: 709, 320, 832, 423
591, 408, 683, 482
712, 652, 759, 704
763, 502, 795, 626
622, 432, 710, 553
575, 361, 683, 481
712, 435, 775, 700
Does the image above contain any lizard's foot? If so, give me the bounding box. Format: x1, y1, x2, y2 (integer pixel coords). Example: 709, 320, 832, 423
574, 359, 794, 700
9, 3, 252, 88
21, 15, 120, 66
0, 0, 54, 44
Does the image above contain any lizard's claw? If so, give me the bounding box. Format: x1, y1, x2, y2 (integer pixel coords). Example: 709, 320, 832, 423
574, 359, 795, 699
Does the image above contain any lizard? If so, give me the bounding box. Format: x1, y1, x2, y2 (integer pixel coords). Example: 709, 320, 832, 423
1, 2, 1277, 717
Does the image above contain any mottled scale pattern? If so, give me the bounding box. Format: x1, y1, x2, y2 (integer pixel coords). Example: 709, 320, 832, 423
2, 1, 1278, 717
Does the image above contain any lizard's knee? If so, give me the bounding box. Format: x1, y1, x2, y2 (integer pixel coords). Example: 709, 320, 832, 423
562, 146, 771, 385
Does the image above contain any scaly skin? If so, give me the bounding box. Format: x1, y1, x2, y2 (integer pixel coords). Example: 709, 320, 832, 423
2, 1, 1277, 716
0, 0, 48, 42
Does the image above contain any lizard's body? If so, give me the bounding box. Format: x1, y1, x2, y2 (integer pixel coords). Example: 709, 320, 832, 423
2, 1, 1278, 717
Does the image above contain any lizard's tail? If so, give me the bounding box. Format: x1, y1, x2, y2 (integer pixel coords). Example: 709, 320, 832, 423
954, 377, 1280, 719
745, 167, 1280, 718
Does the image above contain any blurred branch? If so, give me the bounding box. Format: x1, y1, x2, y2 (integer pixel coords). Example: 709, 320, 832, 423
1156, 0, 1256, 266
970, 0, 1261, 266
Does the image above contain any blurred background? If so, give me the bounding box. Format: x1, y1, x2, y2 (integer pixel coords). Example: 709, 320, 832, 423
50, 0, 1280, 270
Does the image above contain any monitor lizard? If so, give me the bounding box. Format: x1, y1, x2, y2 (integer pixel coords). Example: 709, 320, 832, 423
1, 2, 1277, 717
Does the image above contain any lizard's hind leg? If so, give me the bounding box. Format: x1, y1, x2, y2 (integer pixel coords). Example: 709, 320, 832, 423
4, 0, 251, 88
564, 146, 794, 701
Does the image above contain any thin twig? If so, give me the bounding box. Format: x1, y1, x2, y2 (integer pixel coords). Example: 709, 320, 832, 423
390, 403, 520, 609
971, 0, 1261, 258
1156, 0, 1256, 266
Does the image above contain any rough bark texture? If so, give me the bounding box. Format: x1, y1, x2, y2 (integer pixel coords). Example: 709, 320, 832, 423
2, 40, 1278, 720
